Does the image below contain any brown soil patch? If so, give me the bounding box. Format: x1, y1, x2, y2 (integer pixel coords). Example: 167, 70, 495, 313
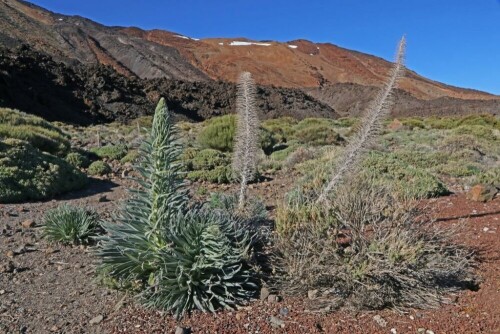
1, 179, 499, 333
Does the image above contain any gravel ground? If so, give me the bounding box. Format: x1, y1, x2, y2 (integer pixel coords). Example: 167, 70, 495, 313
1, 178, 499, 334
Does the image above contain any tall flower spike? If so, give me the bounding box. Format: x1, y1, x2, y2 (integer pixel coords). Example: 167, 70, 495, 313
233, 72, 260, 210
317, 36, 406, 204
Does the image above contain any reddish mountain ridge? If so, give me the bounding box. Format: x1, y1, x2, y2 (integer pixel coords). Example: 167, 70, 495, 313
0, 0, 498, 120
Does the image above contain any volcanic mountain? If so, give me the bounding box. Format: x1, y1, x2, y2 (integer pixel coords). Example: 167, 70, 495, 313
0, 0, 498, 123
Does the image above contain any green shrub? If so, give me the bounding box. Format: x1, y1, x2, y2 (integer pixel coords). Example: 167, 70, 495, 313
198, 114, 236, 152
91, 144, 128, 160
43, 205, 99, 245
0, 108, 70, 156
453, 125, 495, 140
88, 161, 112, 176
362, 152, 449, 199
191, 149, 231, 170
294, 124, 344, 146
402, 118, 425, 129
262, 117, 298, 143
260, 127, 278, 155
269, 144, 299, 161
187, 166, 233, 183
0, 139, 88, 203
120, 150, 140, 164
98, 98, 257, 318
65, 152, 90, 168
182, 148, 233, 183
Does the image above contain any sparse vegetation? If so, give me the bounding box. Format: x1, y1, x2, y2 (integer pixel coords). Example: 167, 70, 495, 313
43, 205, 100, 245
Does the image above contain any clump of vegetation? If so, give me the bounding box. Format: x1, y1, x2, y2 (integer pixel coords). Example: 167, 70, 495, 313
262, 117, 298, 144
273, 179, 475, 311
362, 151, 449, 199
43, 205, 100, 245
0, 139, 88, 203
198, 114, 236, 152
65, 152, 90, 168
291, 118, 344, 146
0, 108, 70, 156
207, 192, 267, 224
88, 161, 112, 176
98, 98, 257, 318
91, 144, 128, 160
120, 149, 140, 164
182, 148, 233, 183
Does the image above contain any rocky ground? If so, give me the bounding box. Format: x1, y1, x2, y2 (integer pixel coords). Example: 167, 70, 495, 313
0, 173, 499, 334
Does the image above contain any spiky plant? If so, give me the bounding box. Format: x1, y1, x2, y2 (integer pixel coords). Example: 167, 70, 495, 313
143, 208, 257, 318
98, 98, 187, 282
317, 36, 406, 203
233, 72, 260, 210
43, 205, 99, 245
98, 98, 256, 317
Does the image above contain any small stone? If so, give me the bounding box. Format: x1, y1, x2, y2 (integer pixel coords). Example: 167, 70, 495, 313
409, 315, 414, 320
373, 314, 387, 328
483, 227, 490, 233
89, 315, 104, 325
235, 313, 242, 321
279, 307, 289, 316
425, 331, 435, 334
0, 290, 5, 295
6, 250, 14, 258
260, 287, 270, 301
308, 289, 318, 299
269, 316, 285, 328
391, 328, 397, 334
175, 326, 191, 334
50, 325, 59, 332
21, 220, 35, 228
121, 170, 129, 178
417, 329, 426, 334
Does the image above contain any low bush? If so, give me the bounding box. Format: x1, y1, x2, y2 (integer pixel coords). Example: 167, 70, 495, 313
120, 150, 140, 164
43, 205, 100, 245
362, 151, 449, 199
262, 117, 298, 143
0, 108, 70, 156
0, 139, 88, 203
187, 166, 233, 183
88, 161, 112, 176
274, 179, 475, 311
198, 114, 236, 152
91, 144, 128, 160
294, 124, 344, 146
65, 152, 90, 169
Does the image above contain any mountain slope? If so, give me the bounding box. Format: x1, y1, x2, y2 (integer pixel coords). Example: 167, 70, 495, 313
0, 0, 498, 122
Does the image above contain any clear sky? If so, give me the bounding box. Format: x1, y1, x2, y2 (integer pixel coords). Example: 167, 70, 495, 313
29, 0, 500, 95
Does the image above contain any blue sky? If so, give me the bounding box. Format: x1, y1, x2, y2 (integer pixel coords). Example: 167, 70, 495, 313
30, 0, 500, 95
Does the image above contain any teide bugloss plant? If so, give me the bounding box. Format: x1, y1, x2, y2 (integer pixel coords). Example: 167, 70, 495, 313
233, 72, 260, 210
97, 98, 256, 318
317, 36, 406, 203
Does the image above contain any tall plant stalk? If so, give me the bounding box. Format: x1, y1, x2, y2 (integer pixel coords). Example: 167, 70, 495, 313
317, 36, 406, 204
233, 72, 260, 210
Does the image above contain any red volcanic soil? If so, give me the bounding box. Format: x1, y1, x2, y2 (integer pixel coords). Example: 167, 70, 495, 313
1, 175, 499, 334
